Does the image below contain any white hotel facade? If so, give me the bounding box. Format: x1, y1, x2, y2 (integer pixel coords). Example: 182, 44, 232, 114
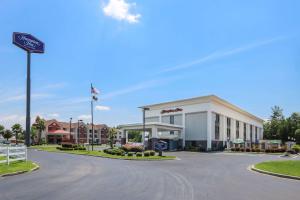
119, 95, 264, 151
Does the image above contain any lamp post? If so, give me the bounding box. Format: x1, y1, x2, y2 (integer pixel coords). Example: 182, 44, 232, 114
142, 107, 150, 149
77, 119, 83, 144
69, 117, 72, 143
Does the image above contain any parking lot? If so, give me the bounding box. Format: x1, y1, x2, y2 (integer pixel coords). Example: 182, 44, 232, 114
0, 150, 299, 200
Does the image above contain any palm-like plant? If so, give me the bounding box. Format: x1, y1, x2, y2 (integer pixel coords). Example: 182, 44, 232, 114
12, 124, 23, 145
3, 130, 13, 141
0, 125, 4, 137
108, 127, 118, 148
34, 116, 46, 145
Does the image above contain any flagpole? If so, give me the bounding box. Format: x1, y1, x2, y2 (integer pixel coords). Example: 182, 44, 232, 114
91, 83, 94, 151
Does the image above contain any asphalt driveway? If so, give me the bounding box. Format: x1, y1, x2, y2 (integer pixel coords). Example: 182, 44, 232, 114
0, 150, 299, 200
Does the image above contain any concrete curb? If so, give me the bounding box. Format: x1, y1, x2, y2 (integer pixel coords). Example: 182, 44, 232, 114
1, 162, 40, 177
34, 149, 177, 161
250, 165, 300, 181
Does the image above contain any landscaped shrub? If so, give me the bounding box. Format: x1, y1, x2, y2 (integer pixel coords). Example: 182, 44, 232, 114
61, 143, 74, 148
246, 148, 250, 152
103, 148, 125, 156
255, 148, 260, 153
292, 145, 300, 153
231, 148, 236, 151
149, 150, 155, 156
235, 147, 240, 152
127, 152, 134, 156
144, 151, 150, 157
122, 143, 144, 152
57, 146, 74, 151
136, 152, 142, 157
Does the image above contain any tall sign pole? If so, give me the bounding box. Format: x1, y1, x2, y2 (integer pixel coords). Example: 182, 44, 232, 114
26, 51, 31, 147
13, 32, 45, 147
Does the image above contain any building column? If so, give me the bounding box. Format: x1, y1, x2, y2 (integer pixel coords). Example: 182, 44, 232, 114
222, 115, 227, 146
232, 119, 236, 142
207, 111, 212, 151
120, 129, 126, 145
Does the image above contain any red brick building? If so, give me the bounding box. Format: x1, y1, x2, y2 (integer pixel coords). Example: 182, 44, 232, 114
42, 119, 109, 144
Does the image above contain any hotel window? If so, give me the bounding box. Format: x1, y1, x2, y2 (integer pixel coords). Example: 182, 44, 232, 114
236, 121, 240, 138
170, 115, 174, 124
226, 117, 231, 139
170, 131, 174, 135
243, 123, 246, 141
215, 114, 220, 140
255, 127, 258, 141
70, 128, 74, 132
250, 125, 253, 142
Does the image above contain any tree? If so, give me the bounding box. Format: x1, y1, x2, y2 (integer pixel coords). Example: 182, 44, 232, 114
108, 127, 118, 148
0, 125, 4, 136
2, 130, 13, 141
271, 106, 284, 121
31, 126, 37, 143
128, 130, 142, 142
11, 124, 23, 145
34, 116, 46, 145
295, 129, 300, 144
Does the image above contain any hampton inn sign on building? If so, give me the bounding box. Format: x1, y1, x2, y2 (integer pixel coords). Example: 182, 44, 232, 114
119, 95, 264, 151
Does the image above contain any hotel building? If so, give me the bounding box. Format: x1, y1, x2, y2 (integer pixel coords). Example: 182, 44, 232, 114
119, 95, 264, 151
41, 119, 109, 144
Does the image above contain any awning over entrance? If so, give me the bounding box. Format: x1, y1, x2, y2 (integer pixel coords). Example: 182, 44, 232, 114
47, 130, 70, 135
119, 122, 184, 143
233, 138, 244, 144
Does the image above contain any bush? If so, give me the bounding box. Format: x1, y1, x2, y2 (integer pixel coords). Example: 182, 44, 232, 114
231, 148, 236, 151
57, 146, 74, 151
61, 143, 74, 148
121, 143, 144, 152
149, 150, 155, 156
136, 152, 142, 157
127, 152, 134, 157
103, 148, 125, 156
144, 151, 150, 157
292, 145, 300, 153
246, 148, 250, 152
235, 147, 240, 152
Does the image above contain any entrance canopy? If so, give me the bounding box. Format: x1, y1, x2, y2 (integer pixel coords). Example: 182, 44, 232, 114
119, 122, 183, 143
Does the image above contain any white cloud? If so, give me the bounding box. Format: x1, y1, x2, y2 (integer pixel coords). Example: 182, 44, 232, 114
78, 115, 91, 120
0, 114, 26, 129
103, 0, 141, 23
0, 93, 53, 104
47, 113, 60, 118
95, 105, 111, 111
160, 36, 288, 73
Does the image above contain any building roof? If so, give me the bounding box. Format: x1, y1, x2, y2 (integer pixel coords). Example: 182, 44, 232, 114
45, 119, 107, 129
139, 95, 264, 123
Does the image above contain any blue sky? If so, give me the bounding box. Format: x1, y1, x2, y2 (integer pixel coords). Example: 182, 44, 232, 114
0, 0, 299, 128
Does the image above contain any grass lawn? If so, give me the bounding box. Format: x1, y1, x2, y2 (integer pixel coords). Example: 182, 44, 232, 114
31, 145, 176, 160
255, 160, 300, 177
0, 161, 36, 175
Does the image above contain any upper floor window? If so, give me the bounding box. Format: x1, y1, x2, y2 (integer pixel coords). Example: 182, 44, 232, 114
255, 127, 258, 141
250, 125, 253, 141
226, 117, 231, 139
215, 114, 220, 140
170, 115, 174, 124
236, 121, 240, 138
243, 123, 246, 141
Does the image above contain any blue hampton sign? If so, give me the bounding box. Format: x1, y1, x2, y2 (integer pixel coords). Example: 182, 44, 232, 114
13, 32, 45, 53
